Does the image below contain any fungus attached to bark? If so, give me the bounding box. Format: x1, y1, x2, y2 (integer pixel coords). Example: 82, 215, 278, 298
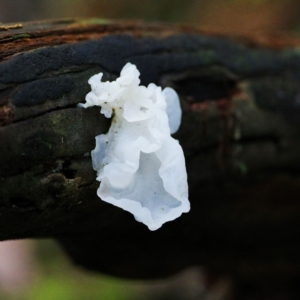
78, 63, 189, 230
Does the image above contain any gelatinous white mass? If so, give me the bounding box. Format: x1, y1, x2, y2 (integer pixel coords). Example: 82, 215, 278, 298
78, 63, 190, 230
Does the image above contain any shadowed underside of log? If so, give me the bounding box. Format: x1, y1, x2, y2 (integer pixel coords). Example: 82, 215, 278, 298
1, 19, 300, 297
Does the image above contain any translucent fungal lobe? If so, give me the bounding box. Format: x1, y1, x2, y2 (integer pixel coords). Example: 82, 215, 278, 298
79, 63, 189, 230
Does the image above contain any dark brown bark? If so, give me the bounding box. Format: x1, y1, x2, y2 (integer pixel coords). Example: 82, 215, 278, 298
1, 19, 300, 299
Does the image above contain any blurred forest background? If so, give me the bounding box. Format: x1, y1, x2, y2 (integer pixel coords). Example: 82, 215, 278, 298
2, 0, 300, 33
1, 0, 300, 299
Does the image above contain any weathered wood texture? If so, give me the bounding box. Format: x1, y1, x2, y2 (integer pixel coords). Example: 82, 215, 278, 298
1, 19, 300, 298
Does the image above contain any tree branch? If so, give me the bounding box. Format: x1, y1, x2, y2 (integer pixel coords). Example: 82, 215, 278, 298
1, 19, 300, 294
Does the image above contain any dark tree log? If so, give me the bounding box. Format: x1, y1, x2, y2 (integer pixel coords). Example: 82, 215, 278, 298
1, 19, 300, 298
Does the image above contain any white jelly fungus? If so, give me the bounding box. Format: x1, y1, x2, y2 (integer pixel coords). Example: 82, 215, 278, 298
78, 63, 190, 230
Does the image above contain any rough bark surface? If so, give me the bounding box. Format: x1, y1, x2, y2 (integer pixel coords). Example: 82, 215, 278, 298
1, 19, 300, 298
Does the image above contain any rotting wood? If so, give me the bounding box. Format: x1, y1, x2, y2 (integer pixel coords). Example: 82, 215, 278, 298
1, 19, 300, 299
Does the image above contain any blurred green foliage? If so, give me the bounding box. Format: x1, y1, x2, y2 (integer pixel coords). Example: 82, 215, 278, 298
0, 240, 144, 300
227, 0, 271, 4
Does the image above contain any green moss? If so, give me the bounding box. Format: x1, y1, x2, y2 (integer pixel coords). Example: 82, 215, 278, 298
79, 18, 112, 26
236, 161, 248, 175
196, 49, 217, 65
9, 33, 30, 40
